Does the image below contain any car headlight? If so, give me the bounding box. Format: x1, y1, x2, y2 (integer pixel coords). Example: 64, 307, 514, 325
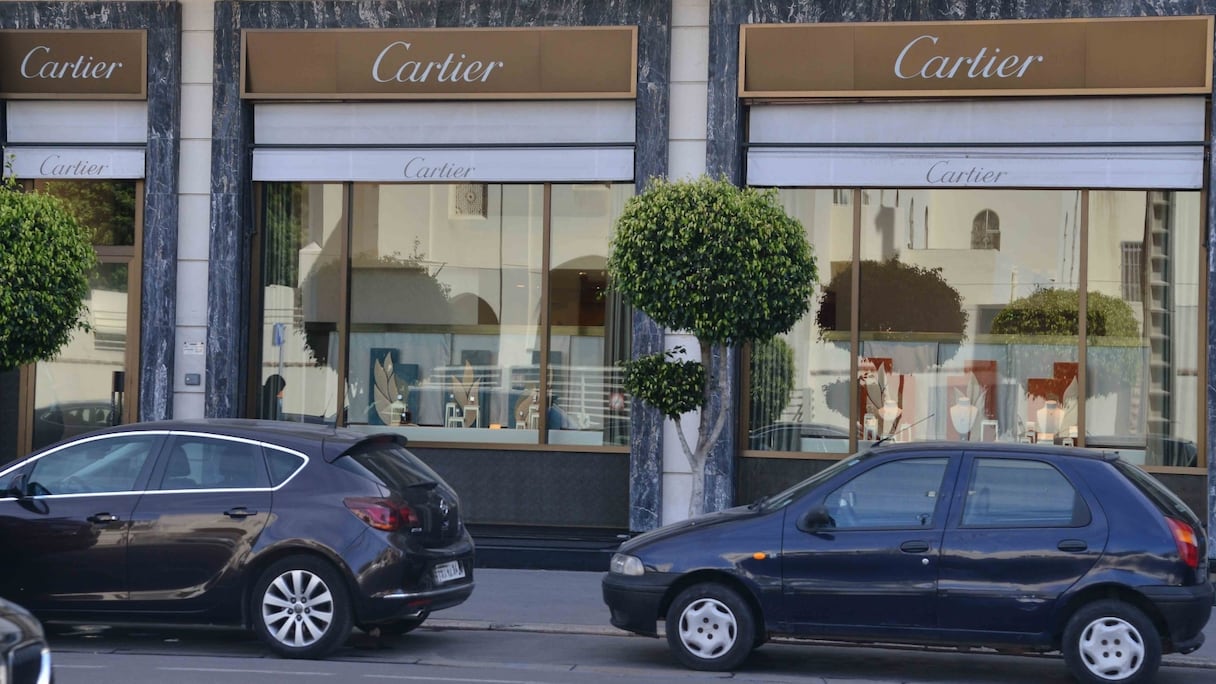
610, 552, 644, 576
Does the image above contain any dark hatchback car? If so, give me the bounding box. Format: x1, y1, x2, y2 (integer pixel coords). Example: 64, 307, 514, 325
603, 442, 1212, 683
0, 419, 474, 659
1, 596, 52, 684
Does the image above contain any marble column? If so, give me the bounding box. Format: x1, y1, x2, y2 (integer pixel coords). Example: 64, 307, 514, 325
0, 2, 181, 422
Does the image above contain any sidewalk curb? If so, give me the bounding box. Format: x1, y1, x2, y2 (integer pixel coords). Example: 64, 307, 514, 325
426, 619, 1216, 670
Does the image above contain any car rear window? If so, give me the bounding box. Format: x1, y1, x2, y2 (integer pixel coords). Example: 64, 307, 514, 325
1112, 460, 1201, 525
342, 440, 443, 490
265, 448, 305, 486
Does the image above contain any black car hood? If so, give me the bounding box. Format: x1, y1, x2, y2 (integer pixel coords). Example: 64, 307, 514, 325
618, 505, 759, 552
0, 598, 44, 645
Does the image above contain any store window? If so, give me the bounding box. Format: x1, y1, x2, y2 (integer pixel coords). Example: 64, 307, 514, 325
255, 182, 633, 448
746, 188, 1204, 469
27, 180, 141, 453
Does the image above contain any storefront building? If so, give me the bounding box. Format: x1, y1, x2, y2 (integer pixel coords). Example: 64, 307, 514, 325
708, 4, 1216, 548
205, 1, 671, 543
1, 2, 1213, 559
0, 2, 180, 463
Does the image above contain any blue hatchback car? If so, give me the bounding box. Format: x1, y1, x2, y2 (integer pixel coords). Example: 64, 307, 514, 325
603, 442, 1212, 683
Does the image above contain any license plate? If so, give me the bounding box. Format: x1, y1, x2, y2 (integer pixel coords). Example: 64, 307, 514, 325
433, 560, 465, 584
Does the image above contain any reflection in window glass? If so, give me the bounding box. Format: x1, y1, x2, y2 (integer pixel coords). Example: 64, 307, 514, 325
1087, 192, 1200, 467
748, 190, 853, 454
547, 185, 633, 446
29, 180, 138, 452
746, 187, 1205, 467
824, 458, 947, 528
34, 180, 137, 246
257, 183, 345, 424
856, 189, 1082, 445
28, 435, 157, 495
961, 459, 1086, 527
335, 183, 632, 447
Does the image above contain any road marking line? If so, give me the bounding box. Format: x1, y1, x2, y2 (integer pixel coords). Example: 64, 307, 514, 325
158, 667, 333, 676
359, 671, 542, 676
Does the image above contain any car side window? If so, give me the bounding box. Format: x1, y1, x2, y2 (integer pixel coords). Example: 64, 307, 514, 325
24, 435, 159, 495
824, 457, 949, 529
265, 448, 305, 486
158, 436, 269, 490
961, 458, 1090, 528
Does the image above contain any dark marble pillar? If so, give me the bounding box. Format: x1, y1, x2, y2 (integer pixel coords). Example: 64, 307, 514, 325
0, 2, 181, 422
711, 1, 1214, 526
209, 1, 670, 531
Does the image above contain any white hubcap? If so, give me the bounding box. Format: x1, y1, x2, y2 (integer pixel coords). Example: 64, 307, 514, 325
1078, 616, 1145, 680
678, 597, 737, 659
261, 569, 335, 647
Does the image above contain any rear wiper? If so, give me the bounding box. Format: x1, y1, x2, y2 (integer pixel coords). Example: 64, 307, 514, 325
407, 480, 439, 490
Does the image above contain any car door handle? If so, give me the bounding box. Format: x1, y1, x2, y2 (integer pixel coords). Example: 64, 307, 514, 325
224, 507, 259, 519
87, 513, 119, 524
1058, 539, 1088, 552
900, 540, 931, 553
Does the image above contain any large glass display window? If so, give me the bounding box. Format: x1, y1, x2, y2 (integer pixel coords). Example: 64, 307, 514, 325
254, 182, 633, 448
747, 188, 1205, 469
24, 180, 141, 454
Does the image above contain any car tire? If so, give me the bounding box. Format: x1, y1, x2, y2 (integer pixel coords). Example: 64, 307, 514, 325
251, 556, 352, 659
665, 582, 756, 671
1062, 599, 1161, 684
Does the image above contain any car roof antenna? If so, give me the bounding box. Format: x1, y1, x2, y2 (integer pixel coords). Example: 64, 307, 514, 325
872, 413, 936, 447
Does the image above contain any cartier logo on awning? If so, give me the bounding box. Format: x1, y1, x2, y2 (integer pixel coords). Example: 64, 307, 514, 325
0, 30, 146, 99
242, 27, 637, 100
740, 16, 1213, 98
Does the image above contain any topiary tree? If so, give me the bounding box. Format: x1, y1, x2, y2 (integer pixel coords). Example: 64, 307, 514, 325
608, 176, 817, 517
0, 174, 96, 371
991, 287, 1141, 394
817, 258, 967, 341
991, 288, 1138, 338
749, 336, 796, 430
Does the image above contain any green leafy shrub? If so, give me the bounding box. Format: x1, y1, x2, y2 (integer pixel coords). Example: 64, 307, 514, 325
749, 336, 795, 429
608, 176, 817, 516
991, 288, 1138, 337
0, 177, 96, 371
817, 258, 967, 338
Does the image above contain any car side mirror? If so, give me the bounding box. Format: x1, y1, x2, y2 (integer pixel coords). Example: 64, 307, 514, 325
5, 473, 29, 499
798, 505, 835, 533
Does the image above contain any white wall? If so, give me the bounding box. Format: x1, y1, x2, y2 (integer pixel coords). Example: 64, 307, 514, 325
173, 0, 214, 418
662, 0, 710, 524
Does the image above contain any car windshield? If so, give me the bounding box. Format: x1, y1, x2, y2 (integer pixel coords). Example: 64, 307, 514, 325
755, 452, 869, 511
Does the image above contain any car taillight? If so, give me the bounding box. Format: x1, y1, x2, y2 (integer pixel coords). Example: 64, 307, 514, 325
344, 497, 421, 532
1165, 517, 1199, 570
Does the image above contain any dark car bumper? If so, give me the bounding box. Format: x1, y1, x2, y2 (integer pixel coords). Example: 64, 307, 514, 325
1140, 581, 1213, 653
602, 572, 675, 638
348, 530, 476, 626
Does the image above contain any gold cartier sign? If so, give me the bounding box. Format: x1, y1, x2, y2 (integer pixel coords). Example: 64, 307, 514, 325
740, 16, 1213, 98
242, 27, 637, 99
0, 30, 146, 99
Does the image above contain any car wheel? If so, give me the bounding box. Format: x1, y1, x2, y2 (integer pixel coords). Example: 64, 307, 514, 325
665, 582, 756, 671
251, 556, 352, 659
1063, 599, 1161, 684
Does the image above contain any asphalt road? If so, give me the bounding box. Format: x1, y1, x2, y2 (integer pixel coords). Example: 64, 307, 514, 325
42, 568, 1216, 684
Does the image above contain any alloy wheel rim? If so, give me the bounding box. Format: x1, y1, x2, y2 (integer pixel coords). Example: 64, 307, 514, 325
1078, 616, 1145, 680
261, 569, 336, 648
677, 597, 737, 659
